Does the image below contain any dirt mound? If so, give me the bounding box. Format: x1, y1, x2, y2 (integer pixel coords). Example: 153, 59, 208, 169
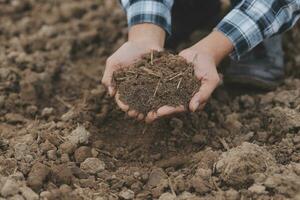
215, 142, 277, 188
114, 51, 200, 114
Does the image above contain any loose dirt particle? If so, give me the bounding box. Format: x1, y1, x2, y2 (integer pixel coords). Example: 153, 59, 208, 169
51, 164, 75, 185
114, 51, 200, 114
67, 125, 90, 145
119, 189, 135, 200
20, 186, 39, 200
27, 162, 50, 191
74, 146, 92, 163
80, 158, 105, 174
159, 192, 176, 200
1, 178, 20, 197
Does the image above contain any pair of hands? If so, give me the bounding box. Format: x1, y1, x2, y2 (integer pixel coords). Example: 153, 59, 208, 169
101, 40, 221, 123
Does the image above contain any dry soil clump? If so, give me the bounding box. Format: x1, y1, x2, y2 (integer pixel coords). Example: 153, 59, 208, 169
114, 51, 200, 114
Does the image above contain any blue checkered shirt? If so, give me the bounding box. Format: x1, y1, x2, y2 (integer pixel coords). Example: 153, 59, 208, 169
120, 0, 300, 60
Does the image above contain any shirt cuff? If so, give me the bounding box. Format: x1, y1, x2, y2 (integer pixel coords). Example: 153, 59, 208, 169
216, 9, 264, 60
124, 1, 172, 35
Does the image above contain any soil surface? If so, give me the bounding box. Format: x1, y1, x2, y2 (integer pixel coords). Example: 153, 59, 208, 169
0, 0, 300, 200
114, 51, 200, 114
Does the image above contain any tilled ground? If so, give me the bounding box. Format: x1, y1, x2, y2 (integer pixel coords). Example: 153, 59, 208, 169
0, 0, 300, 200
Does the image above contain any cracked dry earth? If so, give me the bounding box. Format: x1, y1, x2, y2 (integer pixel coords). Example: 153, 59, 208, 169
0, 0, 300, 200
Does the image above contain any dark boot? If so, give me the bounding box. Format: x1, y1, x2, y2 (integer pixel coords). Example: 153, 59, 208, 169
224, 35, 285, 90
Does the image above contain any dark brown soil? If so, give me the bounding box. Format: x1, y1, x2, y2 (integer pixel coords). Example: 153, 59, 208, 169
0, 0, 300, 200
114, 51, 200, 114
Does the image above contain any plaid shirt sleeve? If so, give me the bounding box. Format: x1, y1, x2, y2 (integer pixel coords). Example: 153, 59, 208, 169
120, 0, 174, 35
216, 0, 300, 60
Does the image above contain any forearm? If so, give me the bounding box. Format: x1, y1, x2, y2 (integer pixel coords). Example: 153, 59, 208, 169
216, 0, 300, 60
120, 0, 174, 35
129, 24, 166, 48
189, 31, 234, 65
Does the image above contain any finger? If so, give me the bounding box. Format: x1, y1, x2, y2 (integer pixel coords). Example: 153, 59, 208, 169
137, 113, 144, 121
156, 105, 185, 117
198, 102, 206, 111
145, 111, 158, 124
102, 70, 115, 96
115, 92, 129, 112
102, 58, 118, 96
189, 81, 218, 112
108, 86, 116, 97
127, 110, 139, 118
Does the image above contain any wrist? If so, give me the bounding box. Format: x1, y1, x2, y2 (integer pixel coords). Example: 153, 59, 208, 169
128, 23, 166, 49
191, 31, 233, 65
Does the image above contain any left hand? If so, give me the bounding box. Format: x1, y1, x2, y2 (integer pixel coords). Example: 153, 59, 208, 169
145, 48, 221, 123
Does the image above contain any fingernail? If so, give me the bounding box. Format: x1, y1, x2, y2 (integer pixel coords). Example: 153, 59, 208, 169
193, 102, 200, 112
108, 87, 113, 96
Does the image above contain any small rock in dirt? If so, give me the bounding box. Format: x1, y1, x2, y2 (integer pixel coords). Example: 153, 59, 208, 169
47, 150, 57, 160
8, 194, 25, 200
51, 164, 75, 185
248, 184, 266, 194
40, 140, 56, 153
27, 162, 50, 191
192, 134, 207, 145
240, 95, 255, 108
130, 181, 143, 193
293, 135, 300, 144
292, 163, 300, 176
156, 156, 188, 169
41, 107, 54, 117
177, 192, 199, 200
0, 95, 5, 107
59, 141, 76, 154
9, 172, 24, 181
59, 184, 72, 193
192, 148, 220, 169
70, 166, 89, 179
92, 140, 104, 149
195, 168, 212, 180
215, 142, 277, 187
20, 186, 39, 200
80, 158, 105, 174
67, 125, 90, 145
91, 148, 99, 157
119, 189, 134, 200
14, 143, 29, 160
263, 171, 300, 198
5, 113, 26, 124
190, 176, 211, 194
146, 168, 168, 189
39, 191, 52, 199
224, 113, 242, 134
256, 131, 269, 143
26, 105, 38, 116
60, 153, 70, 163
268, 107, 300, 133
1, 178, 20, 197
225, 189, 240, 200
159, 192, 176, 200
61, 109, 77, 121
74, 146, 92, 163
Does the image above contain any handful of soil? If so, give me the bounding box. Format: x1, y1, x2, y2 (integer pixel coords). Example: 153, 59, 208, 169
113, 51, 200, 114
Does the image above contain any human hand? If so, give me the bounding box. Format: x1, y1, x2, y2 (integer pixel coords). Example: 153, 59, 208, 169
144, 49, 220, 123
101, 24, 165, 120
180, 48, 221, 111
145, 31, 233, 123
